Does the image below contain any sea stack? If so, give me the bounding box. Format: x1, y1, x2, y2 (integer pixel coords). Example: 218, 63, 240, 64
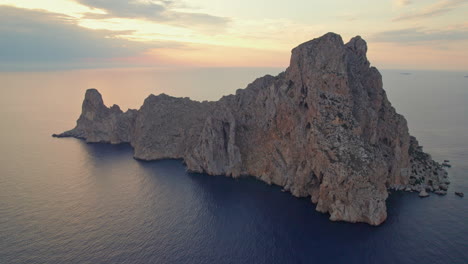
54, 32, 448, 226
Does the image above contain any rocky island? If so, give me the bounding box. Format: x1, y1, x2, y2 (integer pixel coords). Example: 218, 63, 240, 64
54, 33, 449, 226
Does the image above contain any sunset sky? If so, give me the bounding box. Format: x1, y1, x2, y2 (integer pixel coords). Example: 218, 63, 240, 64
0, 0, 467, 71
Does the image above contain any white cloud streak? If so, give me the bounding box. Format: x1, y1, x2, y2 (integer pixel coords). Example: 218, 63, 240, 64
393, 0, 467, 21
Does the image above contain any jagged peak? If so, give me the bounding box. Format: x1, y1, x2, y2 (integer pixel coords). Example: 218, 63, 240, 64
295, 32, 344, 50
345, 35, 368, 57
296, 33, 368, 53
82, 88, 107, 113
291, 33, 369, 60
287, 32, 348, 77
145, 93, 190, 101
84, 88, 102, 100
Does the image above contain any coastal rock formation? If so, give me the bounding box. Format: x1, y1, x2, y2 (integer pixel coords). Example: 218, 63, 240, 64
54, 33, 448, 226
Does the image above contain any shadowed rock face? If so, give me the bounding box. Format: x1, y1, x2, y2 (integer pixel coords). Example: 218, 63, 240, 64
54, 32, 448, 226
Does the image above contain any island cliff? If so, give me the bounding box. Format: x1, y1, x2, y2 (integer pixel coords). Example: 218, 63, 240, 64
54, 33, 449, 225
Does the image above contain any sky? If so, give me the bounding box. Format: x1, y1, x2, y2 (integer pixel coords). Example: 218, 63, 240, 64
0, 0, 467, 71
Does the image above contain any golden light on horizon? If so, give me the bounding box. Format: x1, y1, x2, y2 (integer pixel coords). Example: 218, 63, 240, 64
145, 44, 289, 67
0, 0, 467, 70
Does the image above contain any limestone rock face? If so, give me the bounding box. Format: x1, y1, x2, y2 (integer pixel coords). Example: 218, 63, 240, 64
54, 33, 448, 226
53, 89, 137, 144
131, 94, 212, 160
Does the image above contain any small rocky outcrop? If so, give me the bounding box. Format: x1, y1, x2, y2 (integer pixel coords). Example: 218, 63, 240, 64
54, 33, 448, 226
419, 189, 429, 198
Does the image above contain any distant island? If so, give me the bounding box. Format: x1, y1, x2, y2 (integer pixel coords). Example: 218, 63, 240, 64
54, 33, 449, 226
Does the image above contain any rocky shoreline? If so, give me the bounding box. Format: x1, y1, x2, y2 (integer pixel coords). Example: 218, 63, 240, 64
54, 33, 448, 226
388, 140, 450, 198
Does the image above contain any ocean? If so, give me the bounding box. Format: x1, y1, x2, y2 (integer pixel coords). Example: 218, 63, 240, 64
0, 68, 467, 263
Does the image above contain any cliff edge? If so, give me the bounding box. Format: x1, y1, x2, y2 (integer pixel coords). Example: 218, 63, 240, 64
54, 33, 449, 225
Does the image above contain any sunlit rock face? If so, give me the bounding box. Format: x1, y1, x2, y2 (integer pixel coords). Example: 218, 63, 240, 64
55, 33, 448, 226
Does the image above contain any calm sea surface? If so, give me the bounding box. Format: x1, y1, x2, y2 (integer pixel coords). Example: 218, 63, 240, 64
0, 68, 467, 264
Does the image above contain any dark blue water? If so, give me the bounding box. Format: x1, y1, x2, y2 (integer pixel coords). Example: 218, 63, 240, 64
0, 68, 467, 263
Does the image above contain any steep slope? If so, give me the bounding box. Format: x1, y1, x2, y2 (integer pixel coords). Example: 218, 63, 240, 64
54, 33, 448, 225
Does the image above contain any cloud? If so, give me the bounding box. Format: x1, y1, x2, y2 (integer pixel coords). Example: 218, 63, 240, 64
394, 0, 412, 7
0, 6, 179, 70
370, 25, 468, 43
75, 0, 230, 31
393, 0, 467, 21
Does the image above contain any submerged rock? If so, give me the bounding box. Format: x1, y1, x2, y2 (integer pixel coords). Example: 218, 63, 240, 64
439, 184, 449, 191
54, 33, 448, 226
419, 189, 429, 198
434, 190, 447, 195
